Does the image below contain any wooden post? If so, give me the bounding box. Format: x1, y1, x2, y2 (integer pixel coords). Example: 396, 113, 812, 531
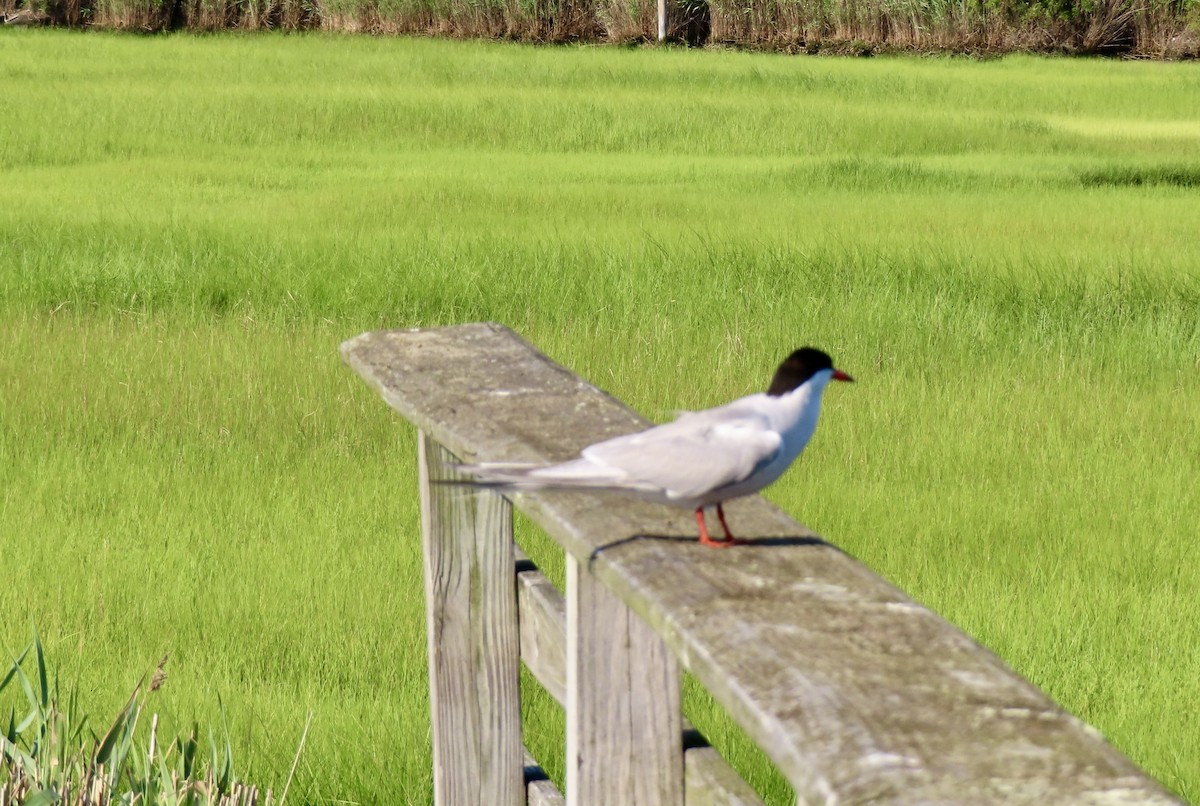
566, 554, 684, 806
657, 0, 667, 41
418, 432, 523, 806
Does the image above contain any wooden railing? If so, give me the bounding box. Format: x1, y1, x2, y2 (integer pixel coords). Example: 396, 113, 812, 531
342, 323, 1181, 806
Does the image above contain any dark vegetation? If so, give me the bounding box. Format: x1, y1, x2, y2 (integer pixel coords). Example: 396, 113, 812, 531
1080, 164, 1200, 187
2, 0, 1197, 56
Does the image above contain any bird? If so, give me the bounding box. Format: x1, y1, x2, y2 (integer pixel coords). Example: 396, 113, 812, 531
452, 348, 853, 548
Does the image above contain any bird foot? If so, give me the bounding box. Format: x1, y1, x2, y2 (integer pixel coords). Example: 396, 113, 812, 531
696, 506, 749, 548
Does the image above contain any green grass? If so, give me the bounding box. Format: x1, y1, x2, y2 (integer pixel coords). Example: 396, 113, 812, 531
1, 29, 1199, 803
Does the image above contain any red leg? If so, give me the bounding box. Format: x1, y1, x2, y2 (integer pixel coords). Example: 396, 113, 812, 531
716, 503, 735, 541
696, 507, 738, 549
715, 504, 748, 546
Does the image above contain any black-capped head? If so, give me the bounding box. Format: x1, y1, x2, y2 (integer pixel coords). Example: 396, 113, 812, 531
766, 348, 854, 396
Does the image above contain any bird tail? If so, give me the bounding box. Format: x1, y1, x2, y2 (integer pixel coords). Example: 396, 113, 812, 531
436, 462, 545, 491
436, 460, 636, 493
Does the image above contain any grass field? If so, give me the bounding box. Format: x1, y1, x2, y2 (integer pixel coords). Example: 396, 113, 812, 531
1, 30, 1199, 803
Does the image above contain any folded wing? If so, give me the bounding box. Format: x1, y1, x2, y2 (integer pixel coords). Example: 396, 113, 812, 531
580, 411, 783, 500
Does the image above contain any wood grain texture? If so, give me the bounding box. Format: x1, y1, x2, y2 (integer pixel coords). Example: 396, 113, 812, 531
348, 324, 1182, 805
684, 744, 766, 806
516, 547, 568, 705
567, 553, 684, 806
516, 550, 765, 806
525, 747, 565, 806
418, 433, 524, 806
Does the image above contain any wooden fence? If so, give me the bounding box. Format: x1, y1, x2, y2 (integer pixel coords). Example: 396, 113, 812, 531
342, 322, 1182, 806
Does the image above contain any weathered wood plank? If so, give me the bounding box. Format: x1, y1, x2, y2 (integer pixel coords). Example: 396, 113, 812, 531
348, 324, 1182, 805
528, 778, 565, 806
566, 553, 684, 806
684, 743, 766, 806
524, 747, 565, 806
515, 549, 765, 806
418, 433, 524, 806
516, 547, 567, 705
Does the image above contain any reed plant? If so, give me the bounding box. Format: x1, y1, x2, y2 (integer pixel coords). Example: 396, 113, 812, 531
1, 630, 305, 806
4, 0, 1197, 54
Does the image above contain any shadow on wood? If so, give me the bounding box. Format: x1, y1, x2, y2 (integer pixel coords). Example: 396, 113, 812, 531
588, 534, 830, 565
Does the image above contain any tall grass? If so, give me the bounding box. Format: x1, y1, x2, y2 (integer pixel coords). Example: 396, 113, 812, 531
3, 0, 1198, 55
1, 31, 1198, 803
0, 629, 303, 804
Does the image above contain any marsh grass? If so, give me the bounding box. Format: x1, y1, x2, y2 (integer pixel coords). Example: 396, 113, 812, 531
4, 0, 1199, 53
0, 629, 303, 804
1, 31, 1199, 803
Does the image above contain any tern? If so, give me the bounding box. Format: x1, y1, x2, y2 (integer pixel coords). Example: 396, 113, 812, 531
454, 348, 853, 548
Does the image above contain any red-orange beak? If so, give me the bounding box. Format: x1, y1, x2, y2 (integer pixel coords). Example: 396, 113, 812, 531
832, 369, 854, 383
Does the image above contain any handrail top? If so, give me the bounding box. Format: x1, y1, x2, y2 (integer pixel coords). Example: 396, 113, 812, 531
343, 323, 1180, 805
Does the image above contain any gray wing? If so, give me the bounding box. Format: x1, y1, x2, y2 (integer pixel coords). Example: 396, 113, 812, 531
581, 410, 783, 500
